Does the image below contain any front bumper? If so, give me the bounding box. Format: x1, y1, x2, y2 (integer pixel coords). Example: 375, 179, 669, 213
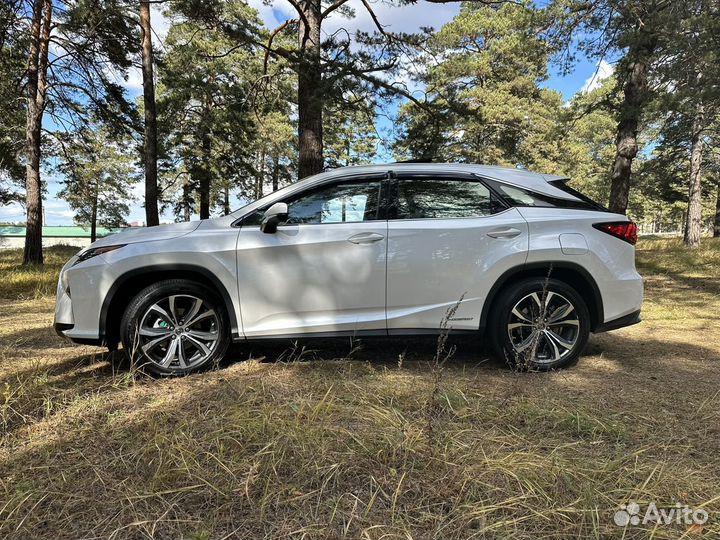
54, 322, 104, 346
53, 252, 111, 345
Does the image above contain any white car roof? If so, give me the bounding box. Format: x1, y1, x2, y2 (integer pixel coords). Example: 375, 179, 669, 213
226, 162, 577, 221
321, 162, 568, 187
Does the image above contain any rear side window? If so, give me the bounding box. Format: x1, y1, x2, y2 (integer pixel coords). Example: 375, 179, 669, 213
493, 182, 606, 211
548, 180, 608, 211
396, 179, 505, 219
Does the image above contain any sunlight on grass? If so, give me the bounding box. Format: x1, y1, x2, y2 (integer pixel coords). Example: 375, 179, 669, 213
0, 245, 78, 300
636, 237, 720, 321
636, 236, 720, 278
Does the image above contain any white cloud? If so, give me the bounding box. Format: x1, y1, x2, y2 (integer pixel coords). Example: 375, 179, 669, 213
118, 66, 144, 91
321, 0, 458, 37
247, 0, 296, 29
151, 4, 172, 42
246, 0, 458, 42
0, 202, 25, 221
52, 210, 76, 219
580, 59, 614, 94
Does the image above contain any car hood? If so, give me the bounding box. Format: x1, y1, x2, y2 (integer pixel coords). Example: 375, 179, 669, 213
90, 221, 202, 248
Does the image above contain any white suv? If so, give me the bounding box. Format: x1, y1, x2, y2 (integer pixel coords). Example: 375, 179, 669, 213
54, 163, 643, 374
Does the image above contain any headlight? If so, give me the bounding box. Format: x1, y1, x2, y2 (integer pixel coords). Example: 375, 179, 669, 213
60, 269, 70, 292
73, 244, 126, 266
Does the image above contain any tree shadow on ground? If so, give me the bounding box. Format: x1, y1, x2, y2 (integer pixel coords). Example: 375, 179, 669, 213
3, 330, 720, 540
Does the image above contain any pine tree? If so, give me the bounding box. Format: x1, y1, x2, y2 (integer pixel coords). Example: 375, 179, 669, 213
549, 0, 685, 214
139, 0, 159, 227
158, 0, 273, 219
16, 0, 139, 263
0, 0, 25, 204
394, 2, 564, 170
56, 126, 134, 241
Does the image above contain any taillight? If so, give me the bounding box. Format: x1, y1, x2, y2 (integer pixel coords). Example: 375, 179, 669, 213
593, 221, 638, 245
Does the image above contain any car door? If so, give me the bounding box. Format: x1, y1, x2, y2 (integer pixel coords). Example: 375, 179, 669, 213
386, 173, 529, 332
236, 175, 389, 337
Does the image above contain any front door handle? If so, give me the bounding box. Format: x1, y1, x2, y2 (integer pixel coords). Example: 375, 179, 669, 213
487, 227, 522, 239
348, 232, 385, 244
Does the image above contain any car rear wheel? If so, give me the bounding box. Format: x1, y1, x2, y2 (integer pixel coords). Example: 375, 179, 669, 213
490, 277, 590, 371
120, 279, 230, 375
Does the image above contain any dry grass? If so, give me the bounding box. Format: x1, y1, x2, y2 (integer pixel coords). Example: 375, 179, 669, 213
0, 245, 78, 299
1, 239, 719, 539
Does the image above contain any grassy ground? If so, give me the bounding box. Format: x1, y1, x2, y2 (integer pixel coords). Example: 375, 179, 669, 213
1, 240, 719, 539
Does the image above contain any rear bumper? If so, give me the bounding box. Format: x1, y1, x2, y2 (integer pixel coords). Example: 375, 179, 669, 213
593, 309, 641, 333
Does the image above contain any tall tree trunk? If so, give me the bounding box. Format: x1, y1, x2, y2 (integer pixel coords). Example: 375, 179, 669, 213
256, 149, 265, 199
140, 0, 159, 227
23, 0, 50, 265
684, 101, 705, 248
608, 33, 658, 215
198, 129, 211, 219
272, 153, 279, 192
182, 175, 191, 221
223, 185, 230, 216
713, 183, 720, 238
90, 175, 99, 243
297, 0, 323, 179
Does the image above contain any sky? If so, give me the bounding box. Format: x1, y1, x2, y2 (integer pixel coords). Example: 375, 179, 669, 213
1, 0, 613, 226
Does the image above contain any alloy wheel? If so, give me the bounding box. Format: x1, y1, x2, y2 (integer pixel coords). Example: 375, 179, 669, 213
506, 290, 580, 364
136, 294, 220, 370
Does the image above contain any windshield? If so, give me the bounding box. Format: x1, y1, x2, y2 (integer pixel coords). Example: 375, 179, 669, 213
230, 180, 303, 216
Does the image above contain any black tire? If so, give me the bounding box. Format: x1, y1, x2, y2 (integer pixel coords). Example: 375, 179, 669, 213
120, 279, 230, 376
489, 277, 590, 371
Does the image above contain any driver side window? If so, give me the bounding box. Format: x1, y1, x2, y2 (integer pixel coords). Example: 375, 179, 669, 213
243, 180, 382, 227
287, 181, 381, 224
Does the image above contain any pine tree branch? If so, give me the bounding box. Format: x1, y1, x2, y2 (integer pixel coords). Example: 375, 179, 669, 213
284, 0, 311, 35
421, 0, 523, 4
321, 0, 351, 19
264, 19, 298, 74
359, 0, 388, 37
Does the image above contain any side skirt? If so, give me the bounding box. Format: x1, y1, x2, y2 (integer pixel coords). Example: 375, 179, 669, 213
236, 328, 478, 342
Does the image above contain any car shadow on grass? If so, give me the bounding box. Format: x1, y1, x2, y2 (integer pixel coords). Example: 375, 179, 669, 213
5, 326, 718, 396
222, 334, 500, 370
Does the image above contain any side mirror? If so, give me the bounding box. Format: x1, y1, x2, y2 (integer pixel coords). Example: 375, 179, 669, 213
260, 202, 288, 234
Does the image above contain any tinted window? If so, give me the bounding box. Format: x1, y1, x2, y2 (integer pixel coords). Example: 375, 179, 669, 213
495, 182, 603, 211
241, 181, 382, 227
241, 209, 265, 226
497, 184, 555, 207
286, 181, 382, 224
396, 179, 502, 219
548, 180, 608, 211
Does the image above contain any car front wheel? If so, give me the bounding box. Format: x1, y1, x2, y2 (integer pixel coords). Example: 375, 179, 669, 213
120, 279, 230, 375
490, 277, 590, 371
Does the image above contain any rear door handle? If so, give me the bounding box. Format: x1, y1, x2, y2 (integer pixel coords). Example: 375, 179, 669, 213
348, 232, 385, 244
487, 227, 522, 239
